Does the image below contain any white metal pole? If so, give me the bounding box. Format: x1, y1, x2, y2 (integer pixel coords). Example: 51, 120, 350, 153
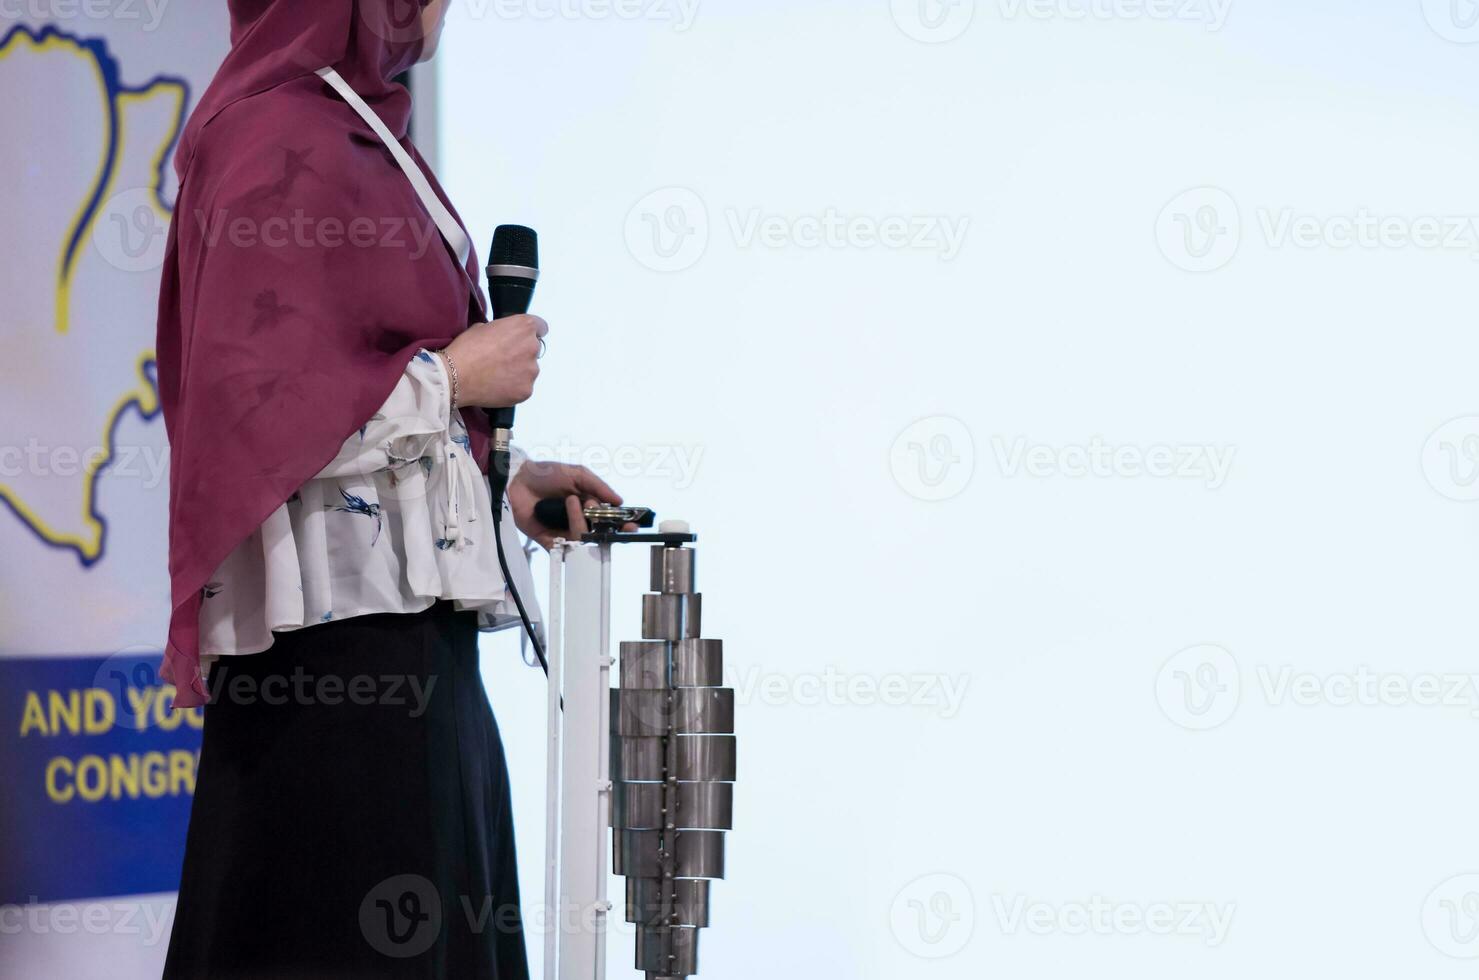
594, 544, 613, 980
544, 542, 567, 980
559, 545, 607, 979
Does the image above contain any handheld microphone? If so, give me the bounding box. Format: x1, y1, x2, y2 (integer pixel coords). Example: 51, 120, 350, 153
483, 223, 552, 685
485, 224, 539, 507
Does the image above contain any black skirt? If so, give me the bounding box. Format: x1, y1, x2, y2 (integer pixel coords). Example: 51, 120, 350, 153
164, 602, 529, 980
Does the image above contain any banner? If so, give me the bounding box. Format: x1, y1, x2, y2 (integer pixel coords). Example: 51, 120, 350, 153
0, 9, 227, 976
0, 654, 203, 906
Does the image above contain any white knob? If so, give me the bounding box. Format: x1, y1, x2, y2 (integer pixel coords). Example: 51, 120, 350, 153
659, 519, 690, 534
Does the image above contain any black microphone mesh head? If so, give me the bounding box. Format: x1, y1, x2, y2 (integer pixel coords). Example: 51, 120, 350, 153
490, 225, 539, 269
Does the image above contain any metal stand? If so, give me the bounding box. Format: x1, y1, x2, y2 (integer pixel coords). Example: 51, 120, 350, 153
543, 526, 734, 980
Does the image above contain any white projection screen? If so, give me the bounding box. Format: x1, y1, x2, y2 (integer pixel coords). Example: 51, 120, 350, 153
437, 3, 1479, 979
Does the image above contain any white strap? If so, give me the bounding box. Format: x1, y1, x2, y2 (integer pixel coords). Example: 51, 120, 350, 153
316, 66, 472, 268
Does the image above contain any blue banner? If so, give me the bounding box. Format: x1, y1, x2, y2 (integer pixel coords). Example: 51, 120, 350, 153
0, 654, 202, 906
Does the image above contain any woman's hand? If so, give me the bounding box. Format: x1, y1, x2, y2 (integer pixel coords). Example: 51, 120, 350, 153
441, 315, 547, 409
508, 461, 632, 549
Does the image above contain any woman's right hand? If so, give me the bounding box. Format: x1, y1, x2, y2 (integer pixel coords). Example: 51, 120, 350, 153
441, 314, 548, 409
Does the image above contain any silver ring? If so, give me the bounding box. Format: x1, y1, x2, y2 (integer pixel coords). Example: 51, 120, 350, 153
537, 338, 547, 360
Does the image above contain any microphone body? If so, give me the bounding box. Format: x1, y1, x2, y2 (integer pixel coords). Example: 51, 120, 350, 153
481, 225, 553, 681
484, 225, 539, 506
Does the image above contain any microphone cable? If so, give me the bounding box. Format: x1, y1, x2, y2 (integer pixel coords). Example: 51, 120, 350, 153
490, 479, 562, 711
493, 500, 549, 678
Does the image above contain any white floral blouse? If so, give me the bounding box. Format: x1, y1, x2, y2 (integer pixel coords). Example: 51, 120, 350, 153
198, 349, 539, 660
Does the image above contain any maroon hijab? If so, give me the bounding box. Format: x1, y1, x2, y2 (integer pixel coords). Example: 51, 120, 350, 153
156, 0, 488, 705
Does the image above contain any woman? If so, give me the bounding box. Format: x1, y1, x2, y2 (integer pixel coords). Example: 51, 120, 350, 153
156, 2, 616, 976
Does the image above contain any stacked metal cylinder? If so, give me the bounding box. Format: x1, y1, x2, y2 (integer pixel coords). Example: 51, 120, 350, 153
611, 543, 735, 979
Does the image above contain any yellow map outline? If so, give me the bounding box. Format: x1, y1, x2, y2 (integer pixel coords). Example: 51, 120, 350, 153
0, 26, 186, 565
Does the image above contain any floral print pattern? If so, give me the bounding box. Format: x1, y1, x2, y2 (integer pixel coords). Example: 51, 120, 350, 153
197, 349, 540, 660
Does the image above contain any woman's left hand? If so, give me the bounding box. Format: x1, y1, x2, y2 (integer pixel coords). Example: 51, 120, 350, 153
508, 461, 630, 549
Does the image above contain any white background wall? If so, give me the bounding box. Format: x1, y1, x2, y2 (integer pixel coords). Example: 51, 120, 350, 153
439, 2, 1479, 977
